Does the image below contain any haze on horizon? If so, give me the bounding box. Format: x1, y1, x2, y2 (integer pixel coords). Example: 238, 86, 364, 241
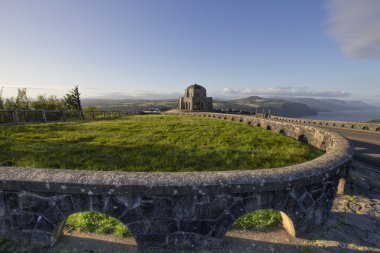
0, 0, 380, 104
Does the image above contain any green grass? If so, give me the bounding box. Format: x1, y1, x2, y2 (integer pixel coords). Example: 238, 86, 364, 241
231, 209, 282, 231
65, 212, 130, 237
0, 115, 322, 172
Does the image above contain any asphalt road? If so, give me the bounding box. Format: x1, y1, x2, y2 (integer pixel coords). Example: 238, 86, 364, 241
318, 126, 380, 166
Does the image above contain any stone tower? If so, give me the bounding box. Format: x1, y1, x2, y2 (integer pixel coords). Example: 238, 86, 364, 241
178, 84, 213, 111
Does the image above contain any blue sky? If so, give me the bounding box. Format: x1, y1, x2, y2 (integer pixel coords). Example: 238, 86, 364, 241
0, 0, 379, 102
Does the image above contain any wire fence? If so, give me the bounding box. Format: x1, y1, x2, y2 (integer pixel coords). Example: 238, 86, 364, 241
0, 109, 140, 125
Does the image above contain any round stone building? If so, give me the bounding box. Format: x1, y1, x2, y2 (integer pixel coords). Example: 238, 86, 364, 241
178, 84, 213, 111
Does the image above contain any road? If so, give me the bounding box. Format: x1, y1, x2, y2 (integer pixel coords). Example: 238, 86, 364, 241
318, 125, 380, 166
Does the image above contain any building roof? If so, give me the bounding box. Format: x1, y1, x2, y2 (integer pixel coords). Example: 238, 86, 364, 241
187, 83, 205, 90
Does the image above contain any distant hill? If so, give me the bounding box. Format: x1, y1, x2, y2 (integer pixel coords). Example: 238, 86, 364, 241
83, 96, 318, 117
279, 97, 374, 112
214, 96, 317, 117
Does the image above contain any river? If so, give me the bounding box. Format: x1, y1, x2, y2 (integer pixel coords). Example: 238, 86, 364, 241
302, 108, 380, 122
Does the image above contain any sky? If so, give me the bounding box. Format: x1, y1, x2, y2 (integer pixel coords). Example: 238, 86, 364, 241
0, 0, 380, 103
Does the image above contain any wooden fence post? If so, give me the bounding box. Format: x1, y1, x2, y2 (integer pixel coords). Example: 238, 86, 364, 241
42, 110, 47, 123
13, 109, 19, 123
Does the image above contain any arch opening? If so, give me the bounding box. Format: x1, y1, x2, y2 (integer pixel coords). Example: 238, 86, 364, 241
298, 135, 308, 144
320, 141, 327, 151
247, 121, 252, 125
266, 125, 272, 130
351, 125, 357, 129
362, 126, 369, 130
341, 124, 345, 127
256, 123, 261, 127
239, 118, 243, 122
376, 127, 380, 132
279, 129, 286, 136
230, 209, 282, 232
62, 212, 136, 248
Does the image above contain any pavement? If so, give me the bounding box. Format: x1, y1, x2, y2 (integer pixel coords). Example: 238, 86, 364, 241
314, 125, 380, 166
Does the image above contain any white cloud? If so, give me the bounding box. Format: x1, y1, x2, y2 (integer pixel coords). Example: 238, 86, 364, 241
326, 0, 380, 59
220, 86, 349, 98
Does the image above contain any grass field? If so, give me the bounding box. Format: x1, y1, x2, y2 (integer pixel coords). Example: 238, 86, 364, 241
0, 115, 322, 171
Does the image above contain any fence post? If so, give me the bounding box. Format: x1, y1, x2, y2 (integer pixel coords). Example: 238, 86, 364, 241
79, 110, 84, 120
92, 111, 95, 119
42, 110, 47, 123
13, 109, 19, 124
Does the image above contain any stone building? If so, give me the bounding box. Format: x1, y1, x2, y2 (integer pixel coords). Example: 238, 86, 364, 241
178, 84, 213, 111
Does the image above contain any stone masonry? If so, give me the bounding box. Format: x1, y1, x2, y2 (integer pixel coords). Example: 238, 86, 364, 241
0, 112, 354, 250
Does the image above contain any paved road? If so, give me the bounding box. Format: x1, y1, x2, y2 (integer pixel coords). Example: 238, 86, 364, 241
317, 126, 380, 165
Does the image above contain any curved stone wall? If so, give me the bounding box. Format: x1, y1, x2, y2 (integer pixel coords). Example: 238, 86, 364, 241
271, 115, 380, 132
0, 113, 354, 250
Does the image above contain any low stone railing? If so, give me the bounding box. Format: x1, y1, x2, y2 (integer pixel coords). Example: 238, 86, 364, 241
271, 115, 380, 132
0, 112, 354, 250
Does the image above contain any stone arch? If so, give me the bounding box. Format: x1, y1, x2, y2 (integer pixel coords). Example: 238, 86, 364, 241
247, 121, 252, 125
239, 118, 243, 123
320, 141, 327, 151
231, 117, 235, 121
325, 123, 329, 126
279, 129, 286, 136
298, 135, 308, 144
319, 122, 323, 125
362, 126, 369, 130
61, 211, 136, 246
256, 123, 261, 127
212, 115, 216, 118
351, 125, 357, 129
341, 124, 345, 127
208, 115, 211, 117
333, 123, 336, 127
376, 127, 380, 132
224, 117, 227, 120
266, 125, 272, 130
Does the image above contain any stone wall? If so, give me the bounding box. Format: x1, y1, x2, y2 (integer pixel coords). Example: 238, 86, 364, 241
271, 115, 380, 132
0, 113, 354, 250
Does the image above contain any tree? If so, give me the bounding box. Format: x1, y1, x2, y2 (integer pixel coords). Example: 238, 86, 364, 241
4, 98, 15, 109
64, 85, 84, 119
31, 95, 64, 110
15, 88, 30, 110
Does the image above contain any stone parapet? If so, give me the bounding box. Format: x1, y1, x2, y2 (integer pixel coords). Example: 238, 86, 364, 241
0, 112, 354, 250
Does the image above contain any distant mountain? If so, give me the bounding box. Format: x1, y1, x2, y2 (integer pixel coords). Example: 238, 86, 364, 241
279, 97, 374, 112
214, 96, 317, 117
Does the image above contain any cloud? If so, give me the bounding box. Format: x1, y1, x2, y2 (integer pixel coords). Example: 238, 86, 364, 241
326, 0, 380, 59
221, 86, 349, 98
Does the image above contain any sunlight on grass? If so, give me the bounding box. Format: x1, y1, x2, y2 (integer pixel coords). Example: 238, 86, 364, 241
231, 209, 282, 231
0, 115, 322, 171
65, 212, 130, 237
